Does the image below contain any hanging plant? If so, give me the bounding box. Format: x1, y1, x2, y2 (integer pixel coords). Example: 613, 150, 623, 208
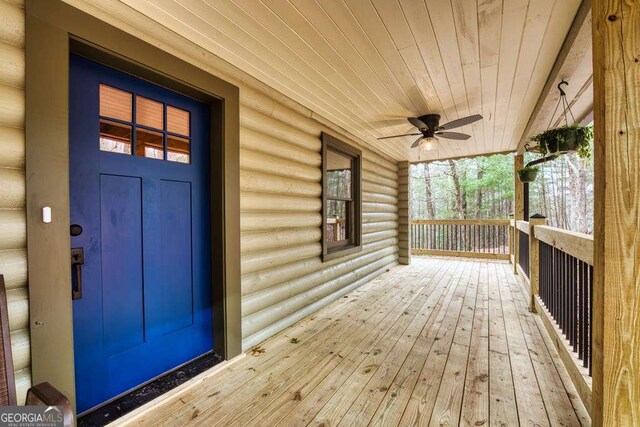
517, 165, 539, 183
530, 124, 593, 159
525, 81, 593, 160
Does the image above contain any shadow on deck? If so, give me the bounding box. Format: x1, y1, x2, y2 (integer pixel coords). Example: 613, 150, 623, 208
117, 257, 590, 426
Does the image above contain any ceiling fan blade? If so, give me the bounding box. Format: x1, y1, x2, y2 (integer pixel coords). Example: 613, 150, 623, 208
435, 131, 471, 140
377, 132, 422, 140
411, 136, 424, 148
408, 117, 428, 129
439, 114, 483, 130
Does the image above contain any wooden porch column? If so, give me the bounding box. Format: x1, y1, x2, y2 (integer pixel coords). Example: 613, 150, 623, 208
592, 1, 640, 425
508, 213, 515, 265
528, 214, 546, 312
397, 161, 411, 265
513, 154, 524, 274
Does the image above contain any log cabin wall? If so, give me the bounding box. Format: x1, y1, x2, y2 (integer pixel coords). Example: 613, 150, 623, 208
397, 162, 411, 265
61, 0, 400, 352
239, 90, 399, 349
0, 0, 31, 404
0, 3, 399, 399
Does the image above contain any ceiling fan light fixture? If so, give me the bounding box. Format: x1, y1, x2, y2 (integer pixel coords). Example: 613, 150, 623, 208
419, 136, 437, 152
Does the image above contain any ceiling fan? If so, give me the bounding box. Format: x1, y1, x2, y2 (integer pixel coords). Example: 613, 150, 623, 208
377, 113, 483, 151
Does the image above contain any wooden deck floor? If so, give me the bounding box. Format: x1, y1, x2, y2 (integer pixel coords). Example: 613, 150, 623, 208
121, 257, 589, 426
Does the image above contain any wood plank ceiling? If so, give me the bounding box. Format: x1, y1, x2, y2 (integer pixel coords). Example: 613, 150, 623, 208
116, 0, 582, 162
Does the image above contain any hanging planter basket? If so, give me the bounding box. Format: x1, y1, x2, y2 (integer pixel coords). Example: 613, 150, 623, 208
529, 125, 593, 158
525, 81, 593, 159
517, 166, 539, 183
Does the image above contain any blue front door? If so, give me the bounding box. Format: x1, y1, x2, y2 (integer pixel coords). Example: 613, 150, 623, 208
69, 54, 213, 413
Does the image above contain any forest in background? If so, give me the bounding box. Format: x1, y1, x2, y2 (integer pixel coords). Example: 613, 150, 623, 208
410, 154, 514, 220
410, 143, 594, 234
526, 143, 594, 234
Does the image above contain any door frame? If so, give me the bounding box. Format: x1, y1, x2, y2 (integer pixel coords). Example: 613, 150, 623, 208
25, 0, 241, 410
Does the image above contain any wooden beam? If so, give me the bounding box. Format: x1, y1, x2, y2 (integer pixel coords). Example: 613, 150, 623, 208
528, 215, 546, 312
517, 0, 593, 154
411, 219, 509, 226
592, 0, 640, 425
513, 155, 524, 274
514, 155, 524, 221
534, 225, 593, 265
516, 220, 531, 235
410, 249, 509, 261
508, 213, 515, 261
397, 161, 411, 265
410, 149, 514, 165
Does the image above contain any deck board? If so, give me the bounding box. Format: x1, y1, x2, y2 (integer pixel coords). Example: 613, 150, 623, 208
118, 257, 589, 427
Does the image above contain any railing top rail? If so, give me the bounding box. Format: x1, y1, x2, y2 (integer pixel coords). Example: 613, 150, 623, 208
411, 219, 509, 225
534, 225, 593, 265
516, 220, 530, 234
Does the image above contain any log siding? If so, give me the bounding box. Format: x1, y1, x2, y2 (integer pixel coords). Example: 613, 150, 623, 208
239, 99, 398, 349
0, 0, 30, 404
0, 0, 399, 402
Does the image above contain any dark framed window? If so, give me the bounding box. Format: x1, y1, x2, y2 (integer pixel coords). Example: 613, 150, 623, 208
322, 132, 362, 261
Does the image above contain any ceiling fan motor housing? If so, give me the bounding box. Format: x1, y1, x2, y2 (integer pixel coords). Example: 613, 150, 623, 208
418, 114, 441, 130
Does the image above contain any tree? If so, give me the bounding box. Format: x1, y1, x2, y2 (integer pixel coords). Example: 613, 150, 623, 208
410, 153, 515, 220
448, 160, 465, 220
527, 138, 594, 234
422, 163, 436, 219
476, 157, 483, 219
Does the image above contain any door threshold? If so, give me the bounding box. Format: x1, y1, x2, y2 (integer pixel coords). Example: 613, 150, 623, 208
78, 351, 222, 426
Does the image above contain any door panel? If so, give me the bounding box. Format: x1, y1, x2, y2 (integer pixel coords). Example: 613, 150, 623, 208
100, 174, 144, 355
160, 179, 194, 334
69, 54, 213, 413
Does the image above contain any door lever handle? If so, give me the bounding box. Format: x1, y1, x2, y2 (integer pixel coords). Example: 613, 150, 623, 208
71, 247, 84, 300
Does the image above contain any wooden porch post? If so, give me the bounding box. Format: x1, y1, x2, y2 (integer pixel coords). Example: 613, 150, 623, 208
398, 161, 411, 265
528, 214, 546, 312
508, 213, 515, 265
513, 154, 524, 274
592, 0, 640, 425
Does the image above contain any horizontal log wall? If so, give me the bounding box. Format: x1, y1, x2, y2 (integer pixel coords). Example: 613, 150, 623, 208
239, 94, 399, 349
397, 162, 410, 265
0, 0, 30, 404
17, 0, 399, 386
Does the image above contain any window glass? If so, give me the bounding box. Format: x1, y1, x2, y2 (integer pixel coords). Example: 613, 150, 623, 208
326, 200, 349, 243
167, 135, 190, 164
136, 129, 164, 159
167, 106, 190, 136
136, 96, 164, 130
100, 120, 132, 154
326, 150, 352, 199
98, 85, 192, 163
99, 84, 132, 122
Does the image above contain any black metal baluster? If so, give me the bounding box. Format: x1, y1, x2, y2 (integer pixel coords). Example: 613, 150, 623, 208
552, 246, 556, 314
543, 243, 547, 305
579, 260, 585, 361
588, 264, 593, 374
568, 255, 575, 348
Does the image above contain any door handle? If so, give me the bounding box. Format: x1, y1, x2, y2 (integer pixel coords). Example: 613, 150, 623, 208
71, 247, 84, 300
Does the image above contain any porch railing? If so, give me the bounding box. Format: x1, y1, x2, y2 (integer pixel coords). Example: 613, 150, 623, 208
536, 226, 593, 374
509, 217, 593, 412
410, 219, 509, 260
326, 218, 346, 243
516, 220, 530, 278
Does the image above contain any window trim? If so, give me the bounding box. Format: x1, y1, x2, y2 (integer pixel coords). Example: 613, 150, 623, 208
321, 132, 362, 262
